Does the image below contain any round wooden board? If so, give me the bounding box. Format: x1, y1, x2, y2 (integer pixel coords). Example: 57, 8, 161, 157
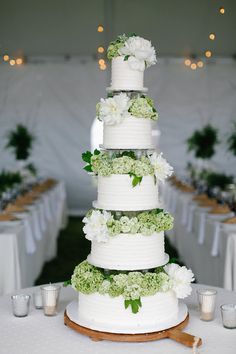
64, 311, 201, 346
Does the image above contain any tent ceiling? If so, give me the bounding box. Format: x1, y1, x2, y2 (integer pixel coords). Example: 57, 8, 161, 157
0, 0, 235, 57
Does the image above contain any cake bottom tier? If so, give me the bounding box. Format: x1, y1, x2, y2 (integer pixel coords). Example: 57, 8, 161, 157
74, 291, 180, 334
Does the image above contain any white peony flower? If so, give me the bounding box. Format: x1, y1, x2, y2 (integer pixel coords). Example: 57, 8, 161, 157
127, 56, 145, 72
149, 152, 173, 183
83, 210, 111, 242
164, 263, 195, 299
119, 36, 157, 69
97, 93, 130, 125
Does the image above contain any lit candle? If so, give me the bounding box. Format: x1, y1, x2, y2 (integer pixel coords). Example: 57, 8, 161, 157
221, 304, 236, 329
197, 289, 217, 321
41, 284, 61, 316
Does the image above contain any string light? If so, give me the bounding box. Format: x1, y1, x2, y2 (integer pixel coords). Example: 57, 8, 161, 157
184, 59, 191, 66
97, 46, 105, 53
205, 50, 212, 58
98, 59, 105, 65
190, 63, 197, 70
197, 61, 204, 68
97, 25, 104, 33
100, 63, 106, 70
9, 59, 16, 66
219, 7, 225, 14
16, 58, 23, 65
3, 54, 9, 62
209, 33, 215, 40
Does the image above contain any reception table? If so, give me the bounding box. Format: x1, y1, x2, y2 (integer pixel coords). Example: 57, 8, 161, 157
0, 181, 67, 295
160, 181, 236, 291
0, 283, 236, 354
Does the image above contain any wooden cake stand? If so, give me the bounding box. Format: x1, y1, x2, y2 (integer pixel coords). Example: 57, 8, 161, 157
64, 311, 202, 347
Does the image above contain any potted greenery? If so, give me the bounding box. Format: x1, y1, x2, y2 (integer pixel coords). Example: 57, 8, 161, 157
186, 124, 219, 160
6, 124, 35, 161
227, 122, 236, 156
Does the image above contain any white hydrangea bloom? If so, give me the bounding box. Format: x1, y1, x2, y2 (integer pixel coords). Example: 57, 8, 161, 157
164, 263, 194, 299
97, 93, 130, 125
82, 210, 111, 242
119, 36, 157, 70
127, 56, 145, 71
149, 152, 173, 183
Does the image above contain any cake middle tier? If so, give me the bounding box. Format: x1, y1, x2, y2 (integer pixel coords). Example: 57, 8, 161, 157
87, 231, 169, 270
94, 174, 159, 211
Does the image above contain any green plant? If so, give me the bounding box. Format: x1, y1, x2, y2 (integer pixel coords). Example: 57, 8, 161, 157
0, 170, 22, 193
227, 122, 236, 156
6, 124, 35, 160
206, 172, 234, 189
187, 124, 219, 159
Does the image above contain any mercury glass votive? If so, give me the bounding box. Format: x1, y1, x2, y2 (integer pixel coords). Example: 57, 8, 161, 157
33, 291, 43, 309
41, 284, 61, 316
11, 294, 31, 317
221, 304, 236, 329
197, 289, 217, 321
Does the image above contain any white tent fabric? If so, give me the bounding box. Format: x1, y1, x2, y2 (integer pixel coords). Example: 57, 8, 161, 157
0, 58, 236, 213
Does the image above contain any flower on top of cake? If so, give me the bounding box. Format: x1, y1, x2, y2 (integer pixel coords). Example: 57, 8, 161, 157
96, 93, 158, 125
82, 208, 174, 242
107, 33, 157, 71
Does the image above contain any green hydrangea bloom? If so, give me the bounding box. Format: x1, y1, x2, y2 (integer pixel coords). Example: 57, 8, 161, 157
132, 160, 154, 176
71, 261, 103, 294
107, 219, 122, 236
98, 280, 111, 295
108, 274, 128, 297
107, 34, 128, 60
112, 156, 135, 174
91, 153, 112, 176
129, 97, 158, 120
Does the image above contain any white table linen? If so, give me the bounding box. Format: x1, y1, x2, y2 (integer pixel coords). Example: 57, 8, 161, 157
162, 182, 236, 290
0, 283, 236, 354
0, 181, 68, 295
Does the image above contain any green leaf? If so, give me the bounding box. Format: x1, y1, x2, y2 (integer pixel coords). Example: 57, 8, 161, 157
94, 149, 100, 156
63, 280, 71, 287
124, 300, 130, 309
82, 151, 93, 164
124, 55, 130, 61
131, 301, 139, 314
132, 175, 143, 187
129, 32, 137, 37
84, 165, 93, 172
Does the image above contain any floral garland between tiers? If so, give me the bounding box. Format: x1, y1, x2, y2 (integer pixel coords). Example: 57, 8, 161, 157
96, 93, 158, 126
82, 150, 173, 187
83, 208, 174, 243
69, 261, 194, 314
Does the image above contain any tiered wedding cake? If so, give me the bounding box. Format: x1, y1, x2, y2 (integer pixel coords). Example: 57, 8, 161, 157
70, 34, 194, 334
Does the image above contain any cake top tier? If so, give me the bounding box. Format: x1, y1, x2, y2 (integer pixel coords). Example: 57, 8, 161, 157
107, 33, 157, 71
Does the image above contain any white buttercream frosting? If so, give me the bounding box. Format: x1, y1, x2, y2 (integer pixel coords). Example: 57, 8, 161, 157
87, 232, 169, 270
103, 116, 153, 149
78, 291, 178, 333
111, 57, 144, 91
95, 174, 159, 211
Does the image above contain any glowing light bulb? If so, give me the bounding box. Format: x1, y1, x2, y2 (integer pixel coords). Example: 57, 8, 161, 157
184, 59, 191, 66
197, 61, 204, 68
219, 7, 225, 14
9, 59, 16, 66
100, 64, 106, 70
98, 59, 105, 65
190, 63, 197, 70
16, 58, 23, 65
205, 50, 212, 58
209, 33, 215, 40
97, 46, 105, 53
97, 25, 104, 33
3, 54, 9, 62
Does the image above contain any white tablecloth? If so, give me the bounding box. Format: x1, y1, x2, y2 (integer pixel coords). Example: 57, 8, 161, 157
160, 182, 236, 291
0, 181, 68, 295
0, 283, 235, 354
